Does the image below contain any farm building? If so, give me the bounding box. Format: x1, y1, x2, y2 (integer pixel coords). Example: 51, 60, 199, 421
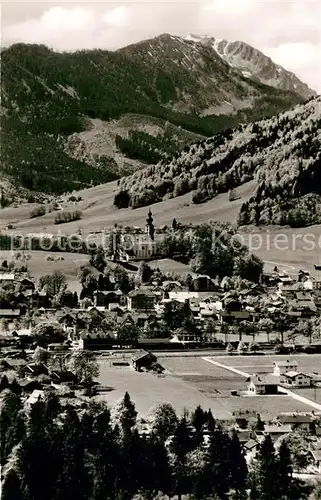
282, 371, 312, 387
248, 374, 279, 395
264, 424, 292, 438
132, 350, 157, 371
277, 413, 314, 432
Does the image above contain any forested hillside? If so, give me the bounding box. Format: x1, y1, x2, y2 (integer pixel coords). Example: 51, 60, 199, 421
115, 96, 321, 227
1, 35, 306, 199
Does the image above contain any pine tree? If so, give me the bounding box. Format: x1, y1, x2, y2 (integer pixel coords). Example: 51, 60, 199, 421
170, 417, 193, 499
1, 468, 24, 500
276, 440, 293, 499
57, 406, 87, 500
250, 434, 279, 500
203, 424, 231, 498
229, 429, 248, 498
111, 392, 137, 434
0, 390, 25, 465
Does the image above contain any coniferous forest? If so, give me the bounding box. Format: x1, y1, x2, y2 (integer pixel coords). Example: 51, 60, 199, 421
1, 389, 311, 500
1, 39, 304, 197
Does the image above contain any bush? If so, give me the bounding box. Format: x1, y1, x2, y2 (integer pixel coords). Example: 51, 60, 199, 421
30, 205, 46, 218
54, 210, 82, 224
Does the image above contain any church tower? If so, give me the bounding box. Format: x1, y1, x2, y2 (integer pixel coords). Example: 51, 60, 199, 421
145, 208, 155, 241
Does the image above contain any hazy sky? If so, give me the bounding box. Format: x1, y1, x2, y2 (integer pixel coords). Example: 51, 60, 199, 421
2, 0, 321, 92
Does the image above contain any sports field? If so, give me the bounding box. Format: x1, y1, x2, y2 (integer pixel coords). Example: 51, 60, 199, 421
96, 354, 319, 420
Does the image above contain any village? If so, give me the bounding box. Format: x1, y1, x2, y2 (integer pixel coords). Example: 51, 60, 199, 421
2, 211, 321, 481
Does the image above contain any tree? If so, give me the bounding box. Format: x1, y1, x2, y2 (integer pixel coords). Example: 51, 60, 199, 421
250, 434, 280, 500
191, 405, 206, 435
113, 265, 132, 294
90, 246, 106, 273
117, 322, 140, 344
33, 322, 65, 347
136, 261, 152, 284
273, 311, 290, 345
170, 417, 194, 499
32, 346, 49, 365
0, 390, 25, 465
237, 341, 248, 354
52, 288, 78, 308
110, 391, 137, 433
276, 440, 293, 498
149, 403, 178, 442
226, 342, 235, 354
1, 468, 24, 500
39, 271, 66, 297
258, 317, 274, 343
229, 429, 248, 498
202, 424, 231, 498
68, 351, 99, 387
229, 188, 237, 202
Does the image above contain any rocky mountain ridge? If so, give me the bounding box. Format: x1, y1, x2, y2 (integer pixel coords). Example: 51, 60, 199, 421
185, 33, 316, 101
0, 34, 312, 201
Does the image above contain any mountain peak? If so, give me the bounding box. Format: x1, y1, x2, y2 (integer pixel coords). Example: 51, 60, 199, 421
184, 34, 316, 100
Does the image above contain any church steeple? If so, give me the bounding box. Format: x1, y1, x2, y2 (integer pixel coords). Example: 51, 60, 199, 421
146, 208, 155, 241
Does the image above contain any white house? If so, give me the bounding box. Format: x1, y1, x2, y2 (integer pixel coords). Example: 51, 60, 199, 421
248, 374, 280, 395
273, 360, 299, 378
282, 371, 312, 387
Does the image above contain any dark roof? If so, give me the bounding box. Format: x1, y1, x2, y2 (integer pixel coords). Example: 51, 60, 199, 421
137, 338, 172, 344
129, 287, 156, 298
132, 350, 155, 362
278, 414, 312, 424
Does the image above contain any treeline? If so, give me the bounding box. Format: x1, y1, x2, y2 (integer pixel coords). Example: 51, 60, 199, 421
157, 222, 263, 282
1, 389, 311, 500
115, 130, 178, 164
114, 97, 321, 227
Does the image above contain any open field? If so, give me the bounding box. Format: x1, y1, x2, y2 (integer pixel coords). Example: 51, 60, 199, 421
215, 354, 321, 376
96, 359, 233, 419
96, 354, 319, 420
0, 250, 90, 292
0, 180, 255, 235
1, 177, 320, 274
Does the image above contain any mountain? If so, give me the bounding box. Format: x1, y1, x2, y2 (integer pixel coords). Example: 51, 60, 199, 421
185, 34, 316, 101
0, 35, 310, 201
115, 96, 321, 227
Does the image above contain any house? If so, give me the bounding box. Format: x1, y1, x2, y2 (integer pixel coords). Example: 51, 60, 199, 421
236, 430, 251, 443
128, 287, 157, 311
310, 450, 321, 472
168, 291, 199, 303
0, 273, 15, 282
26, 389, 45, 406
218, 310, 252, 325
282, 371, 312, 387
94, 290, 124, 308
0, 309, 21, 319
79, 333, 115, 350
232, 410, 259, 429
264, 424, 292, 439
132, 350, 157, 371
248, 374, 279, 395
277, 413, 314, 431
273, 360, 299, 378
19, 380, 43, 393
244, 439, 259, 453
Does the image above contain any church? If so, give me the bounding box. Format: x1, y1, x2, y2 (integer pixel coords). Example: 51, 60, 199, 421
119, 209, 159, 261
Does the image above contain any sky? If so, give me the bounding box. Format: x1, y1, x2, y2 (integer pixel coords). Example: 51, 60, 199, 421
2, 0, 321, 92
